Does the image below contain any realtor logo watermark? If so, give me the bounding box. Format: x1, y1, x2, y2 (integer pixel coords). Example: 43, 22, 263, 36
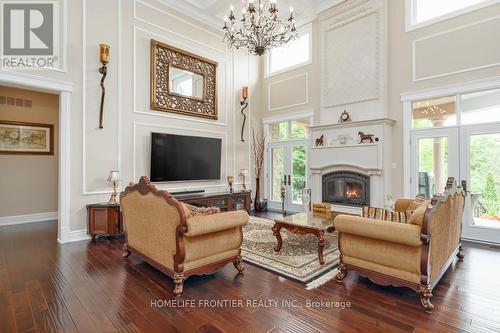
1, 1, 59, 69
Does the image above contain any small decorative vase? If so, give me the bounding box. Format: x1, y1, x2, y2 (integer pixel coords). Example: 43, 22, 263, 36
254, 177, 263, 212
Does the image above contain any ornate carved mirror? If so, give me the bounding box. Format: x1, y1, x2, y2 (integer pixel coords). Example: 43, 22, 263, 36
150, 39, 218, 120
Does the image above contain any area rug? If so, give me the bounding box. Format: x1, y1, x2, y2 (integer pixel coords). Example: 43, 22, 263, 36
242, 216, 340, 285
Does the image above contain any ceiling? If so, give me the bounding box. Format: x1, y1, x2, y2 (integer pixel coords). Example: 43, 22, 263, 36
158, 0, 346, 29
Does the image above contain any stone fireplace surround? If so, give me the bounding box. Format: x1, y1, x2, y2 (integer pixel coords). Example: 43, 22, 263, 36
309, 118, 395, 215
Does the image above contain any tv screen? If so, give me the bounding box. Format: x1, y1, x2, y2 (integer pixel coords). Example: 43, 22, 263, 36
150, 133, 222, 182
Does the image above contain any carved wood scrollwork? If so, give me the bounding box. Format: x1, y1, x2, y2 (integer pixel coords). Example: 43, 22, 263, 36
150, 39, 218, 120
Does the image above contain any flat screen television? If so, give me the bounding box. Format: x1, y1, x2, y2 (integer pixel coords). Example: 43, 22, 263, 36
150, 133, 222, 182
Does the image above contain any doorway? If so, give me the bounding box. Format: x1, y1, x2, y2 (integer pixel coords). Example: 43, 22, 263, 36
0, 72, 72, 243
0, 86, 59, 225
408, 86, 500, 244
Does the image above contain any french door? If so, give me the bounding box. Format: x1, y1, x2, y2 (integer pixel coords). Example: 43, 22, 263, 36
411, 125, 500, 243
460, 124, 500, 243
410, 128, 459, 198
266, 140, 308, 212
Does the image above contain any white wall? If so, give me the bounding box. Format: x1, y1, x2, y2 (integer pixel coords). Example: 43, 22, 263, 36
2, 0, 258, 235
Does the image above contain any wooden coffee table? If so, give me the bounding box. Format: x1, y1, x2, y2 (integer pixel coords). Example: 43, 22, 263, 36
273, 213, 335, 265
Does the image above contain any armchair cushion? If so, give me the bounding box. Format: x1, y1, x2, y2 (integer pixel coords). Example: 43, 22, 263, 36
181, 202, 221, 218
334, 215, 423, 246
184, 210, 248, 237
406, 194, 430, 213
408, 199, 431, 227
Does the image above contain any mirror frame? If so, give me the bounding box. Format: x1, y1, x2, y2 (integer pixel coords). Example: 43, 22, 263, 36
150, 39, 218, 120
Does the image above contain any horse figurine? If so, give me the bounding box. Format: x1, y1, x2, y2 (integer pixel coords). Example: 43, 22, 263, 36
315, 135, 324, 147
358, 131, 374, 144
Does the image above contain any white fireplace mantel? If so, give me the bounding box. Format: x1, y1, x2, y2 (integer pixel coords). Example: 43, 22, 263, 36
309, 118, 396, 213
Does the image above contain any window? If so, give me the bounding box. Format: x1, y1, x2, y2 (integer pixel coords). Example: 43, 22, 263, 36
267, 118, 310, 142
406, 0, 500, 31
265, 24, 312, 77
412, 96, 457, 128
411, 87, 500, 128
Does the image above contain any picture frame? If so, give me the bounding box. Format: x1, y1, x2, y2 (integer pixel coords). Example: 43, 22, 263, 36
150, 39, 218, 120
0, 120, 54, 155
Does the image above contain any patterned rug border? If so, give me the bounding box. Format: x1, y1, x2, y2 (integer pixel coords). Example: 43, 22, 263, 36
242, 216, 339, 284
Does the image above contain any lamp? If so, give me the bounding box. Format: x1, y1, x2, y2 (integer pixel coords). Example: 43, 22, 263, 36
240, 86, 248, 142
107, 170, 120, 204
227, 176, 234, 193
239, 168, 248, 191
99, 44, 110, 129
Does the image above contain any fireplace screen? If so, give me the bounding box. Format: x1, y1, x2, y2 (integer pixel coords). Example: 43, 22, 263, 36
322, 171, 370, 207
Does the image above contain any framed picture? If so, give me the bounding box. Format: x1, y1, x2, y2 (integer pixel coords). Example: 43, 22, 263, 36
150, 39, 218, 120
0, 121, 54, 155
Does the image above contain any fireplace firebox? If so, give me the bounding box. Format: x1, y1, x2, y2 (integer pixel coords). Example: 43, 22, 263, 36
322, 171, 370, 207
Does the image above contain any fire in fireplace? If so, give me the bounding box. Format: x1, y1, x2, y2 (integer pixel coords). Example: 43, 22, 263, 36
322, 171, 370, 207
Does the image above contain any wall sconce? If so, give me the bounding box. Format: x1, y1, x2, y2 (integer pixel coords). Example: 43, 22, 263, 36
240, 86, 248, 142
99, 44, 110, 129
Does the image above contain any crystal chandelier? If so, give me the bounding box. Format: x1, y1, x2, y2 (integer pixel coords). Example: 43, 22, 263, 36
223, 0, 297, 56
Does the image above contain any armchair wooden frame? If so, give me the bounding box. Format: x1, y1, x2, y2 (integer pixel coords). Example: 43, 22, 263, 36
120, 177, 244, 296
335, 177, 466, 313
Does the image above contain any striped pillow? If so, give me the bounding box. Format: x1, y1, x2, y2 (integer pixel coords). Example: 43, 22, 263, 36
362, 206, 411, 223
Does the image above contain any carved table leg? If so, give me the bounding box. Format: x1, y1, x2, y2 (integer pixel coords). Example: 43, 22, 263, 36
272, 223, 283, 252
457, 244, 465, 261
335, 262, 347, 282
317, 231, 326, 265
122, 244, 131, 258
233, 255, 245, 273
418, 285, 434, 313
173, 273, 185, 297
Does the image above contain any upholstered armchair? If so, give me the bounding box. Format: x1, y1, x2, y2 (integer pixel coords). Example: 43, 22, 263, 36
334, 178, 466, 312
120, 176, 248, 296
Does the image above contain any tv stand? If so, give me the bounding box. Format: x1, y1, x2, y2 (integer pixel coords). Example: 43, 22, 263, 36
170, 189, 205, 196
174, 190, 252, 212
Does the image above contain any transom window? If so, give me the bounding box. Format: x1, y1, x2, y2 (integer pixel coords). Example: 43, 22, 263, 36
268, 118, 309, 142
265, 24, 312, 77
406, 0, 500, 31
411, 88, 500, 128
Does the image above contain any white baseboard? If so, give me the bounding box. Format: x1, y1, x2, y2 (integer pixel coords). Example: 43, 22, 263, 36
64, 229, 91, 243
0, 212, 58, 227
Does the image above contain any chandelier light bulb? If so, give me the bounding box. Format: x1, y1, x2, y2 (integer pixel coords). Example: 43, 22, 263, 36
290, 6, 294, 12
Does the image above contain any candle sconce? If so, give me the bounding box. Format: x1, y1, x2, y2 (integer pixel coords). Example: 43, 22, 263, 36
98, 44, 110, 129
240, 86, 248, 142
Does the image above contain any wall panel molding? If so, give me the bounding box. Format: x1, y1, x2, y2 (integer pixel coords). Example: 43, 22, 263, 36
413, 15, 500, 82
321, 9, 380, 107
132, 26, 229, 126
268, 72, 309, 111
82, 0, 122, 195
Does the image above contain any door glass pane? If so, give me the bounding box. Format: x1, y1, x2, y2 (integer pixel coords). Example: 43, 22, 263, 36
469, 133, 500, 228
461, 89, 500, 125
271, 147, 285, 201
291, 145, 307, 203
291, 118, 309, 140
269, 122, 288, 142
417, 137, 449, 196
412, 96, 457, 129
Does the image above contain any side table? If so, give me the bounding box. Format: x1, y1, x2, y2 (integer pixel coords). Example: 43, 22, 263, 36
86, 203, 121, 239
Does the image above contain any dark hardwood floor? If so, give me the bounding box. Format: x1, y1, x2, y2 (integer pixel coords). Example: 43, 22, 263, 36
1, 217, 500, 333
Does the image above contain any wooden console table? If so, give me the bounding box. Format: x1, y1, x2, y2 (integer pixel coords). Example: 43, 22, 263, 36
174, 190, 252, 212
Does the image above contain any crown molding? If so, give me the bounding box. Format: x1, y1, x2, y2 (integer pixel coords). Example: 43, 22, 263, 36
156, 0, 223, 30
